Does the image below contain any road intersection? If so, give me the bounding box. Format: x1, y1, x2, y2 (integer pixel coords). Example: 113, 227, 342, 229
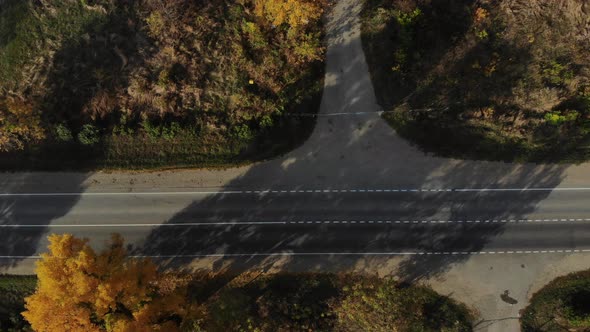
1, 0, 590, 330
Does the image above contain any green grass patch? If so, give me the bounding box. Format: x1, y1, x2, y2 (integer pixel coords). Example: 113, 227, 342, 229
521, 269, 590, 331
362, 0, 590, 163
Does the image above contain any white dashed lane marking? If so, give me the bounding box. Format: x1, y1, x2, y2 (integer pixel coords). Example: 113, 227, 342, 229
3, 249, 590, 260
3, 187, 590, 196
1, 218, 590, 228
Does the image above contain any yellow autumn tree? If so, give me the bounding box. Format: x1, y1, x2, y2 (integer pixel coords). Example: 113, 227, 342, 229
0, 98, 45, 152
253, 0, 323, 30
22, 234, 192, 332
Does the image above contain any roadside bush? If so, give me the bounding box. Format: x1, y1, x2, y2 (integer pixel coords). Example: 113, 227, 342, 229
333, 277, 473, 332
141, 119, 162, 140
77, 124, 100, 146
232, 124, 253, 141
141, 120, 183, 140
54, 123, 73, 142
521, 270, 590, 331
162, 122, 182, 140
259, 115, 273, 128
201, 274, 473, 331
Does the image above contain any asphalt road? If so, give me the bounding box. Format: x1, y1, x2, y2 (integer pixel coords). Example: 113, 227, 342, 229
1, 190, 589, 259
0, 1, 587, 331
1, 0, 590, 328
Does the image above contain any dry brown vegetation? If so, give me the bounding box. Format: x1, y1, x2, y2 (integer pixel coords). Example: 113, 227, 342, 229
0, 0, 326, 169
5, 271, 475, 332
362, 0, 590, 162
0, 233, 473, 331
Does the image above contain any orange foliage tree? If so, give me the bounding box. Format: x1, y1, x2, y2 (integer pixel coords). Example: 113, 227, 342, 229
0, 98, 45, 152
253, 0, 323, 30
22, 234, 193, 332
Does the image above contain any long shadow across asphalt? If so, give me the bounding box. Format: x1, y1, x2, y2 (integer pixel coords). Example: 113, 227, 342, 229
0, 0, 571, 282
137, 0, 568, 280
0, 3, 143, 268
0, 173, 88, 269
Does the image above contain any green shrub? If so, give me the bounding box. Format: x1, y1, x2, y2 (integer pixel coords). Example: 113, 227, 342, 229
334, 278, 473, 331
542, 61, 574, 86
140, 120, 183, 140
162, 122, 182, 140
544, 111, 578, 126
388, 8, 422, 73
395, 8, 422, 27
259, 115, 273, 128
521, 270, 590, 331
112, 114, 135, 136
562, 289, 590, 327
77, 124, 100, 146
141, 119, 161, 140
54, 123, 73, 142
232, 124, 253, 141
475, 29, 489, 39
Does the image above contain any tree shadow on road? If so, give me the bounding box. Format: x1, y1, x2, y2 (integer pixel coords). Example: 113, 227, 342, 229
137, 0, 570, 282
136, 161, 565, 282
0, 173, 87, 270
0, 2, 145, 270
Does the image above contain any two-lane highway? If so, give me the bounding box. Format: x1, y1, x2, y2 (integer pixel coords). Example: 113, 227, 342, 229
1, 188, 590, 260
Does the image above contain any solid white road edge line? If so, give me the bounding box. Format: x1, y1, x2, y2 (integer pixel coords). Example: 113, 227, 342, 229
3, 249, 590, 260
2, 187, 590, 196
2, 218, 590, 227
